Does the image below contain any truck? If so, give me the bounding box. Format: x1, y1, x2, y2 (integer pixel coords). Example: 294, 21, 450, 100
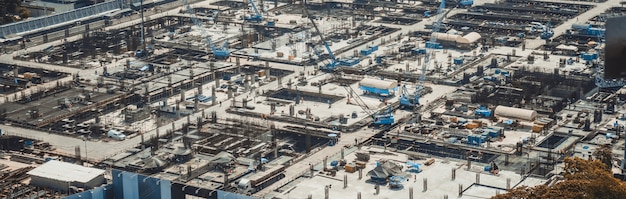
236, 165, 286, 194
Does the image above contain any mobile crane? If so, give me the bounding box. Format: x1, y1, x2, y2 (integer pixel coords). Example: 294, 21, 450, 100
244, 0, 263, 22
399, 0, 445, 110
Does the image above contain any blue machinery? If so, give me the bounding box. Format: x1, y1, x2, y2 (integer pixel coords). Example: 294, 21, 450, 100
182, 0, 230, 59
340, 78, 394, 125
244, 0, 263, 22
210, 38, 230, 59
539, 22, 554, 40
400, 0, 445, 110
302, 5, 339, 71
302, 5, 360, 71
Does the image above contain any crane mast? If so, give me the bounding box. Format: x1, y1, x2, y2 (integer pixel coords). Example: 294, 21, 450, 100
301, 5, 338, 70
418, 0, 446, 101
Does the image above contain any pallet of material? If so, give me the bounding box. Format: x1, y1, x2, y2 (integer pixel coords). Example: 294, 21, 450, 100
424, 158, 435, 166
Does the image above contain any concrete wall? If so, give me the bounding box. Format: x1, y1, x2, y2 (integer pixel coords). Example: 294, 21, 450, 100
30, 174, 106, 191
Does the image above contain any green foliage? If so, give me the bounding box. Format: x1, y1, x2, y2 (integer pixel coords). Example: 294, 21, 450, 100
492, 157, 626, 199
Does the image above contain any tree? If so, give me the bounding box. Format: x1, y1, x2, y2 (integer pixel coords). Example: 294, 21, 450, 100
593, 144, 614, 170
0, 0, 29, 25
491, 157, 626, 199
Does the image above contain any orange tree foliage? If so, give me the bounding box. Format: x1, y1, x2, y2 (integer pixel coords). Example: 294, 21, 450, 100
491, 157, 626, 199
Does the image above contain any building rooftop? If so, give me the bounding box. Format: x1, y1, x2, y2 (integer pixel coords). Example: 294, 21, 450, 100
27, 160, 105, 183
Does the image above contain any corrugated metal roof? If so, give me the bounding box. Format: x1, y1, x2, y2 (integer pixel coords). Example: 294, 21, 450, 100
432, 32, 462, 42
359, 78, 396, 90
461, 32, 481, 44
27, 160, 105, 183
494, 106, 537, 121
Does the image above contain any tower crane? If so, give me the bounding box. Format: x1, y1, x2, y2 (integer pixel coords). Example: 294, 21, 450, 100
302, 4, 393, 125
400, 0, 445, 110
301, 6, 339, 71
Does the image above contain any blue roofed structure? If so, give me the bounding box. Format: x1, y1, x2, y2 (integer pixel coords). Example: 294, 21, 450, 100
358, 78, 397, 96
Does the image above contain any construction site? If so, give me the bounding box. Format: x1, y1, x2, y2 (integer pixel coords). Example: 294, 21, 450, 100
0, 0, 624, 198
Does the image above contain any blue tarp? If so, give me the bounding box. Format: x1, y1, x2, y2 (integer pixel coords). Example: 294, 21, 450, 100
360, 85, 391, 95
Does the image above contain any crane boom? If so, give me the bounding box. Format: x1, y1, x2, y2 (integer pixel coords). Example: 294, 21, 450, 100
182, 0, 211, 46
249, 0, 261, 16
401, 0, 445, 109
420, 0, 446, 91
301, 6, 337, 64
245, 0, 263, 22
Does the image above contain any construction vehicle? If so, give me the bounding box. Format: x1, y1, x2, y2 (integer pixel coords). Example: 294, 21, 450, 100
458, 0, 473, 7
236, 164, 286, 194
302, 5, 342, 71
338, 74, 394, 126
540, 22, 554, 40
487, 161, 499, 174
399, 0, 444, 110
182, 0, 229, 59
244, 0, 263, 22
210, 38, 230, 59
406, 161, 422, 173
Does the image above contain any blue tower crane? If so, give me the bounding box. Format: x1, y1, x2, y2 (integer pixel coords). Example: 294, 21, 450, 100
301, 5, 339, 71
400, 0, 445, 110
245, 0, 263, 22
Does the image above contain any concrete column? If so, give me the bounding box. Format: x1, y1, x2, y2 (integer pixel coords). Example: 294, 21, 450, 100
245, 79, 250, 92
186, 115, 191, 132
506, 178, 511, 190
324, 185, 329, 199
344, 174, 348, 188
223, 172, 229, 188
212, 86, 216, 105
323, 156, 327, 169
227, 88, 233, 98
198, 85, 203, 95
274, 142, 278, 159
288, 79, 292, 89
451, 168, 456, 180
357, 192, 361, 199
476, 173, 480, 184
505, 154, 510, 166
310, 164, 314, 177
358, 167, 362, 179
236, 57, 240, 66
459, 184, 463, 196
341, 148, 344, 159
423, 178, 427, 192
375, 184, 380, 195
409, 187, 414, 199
